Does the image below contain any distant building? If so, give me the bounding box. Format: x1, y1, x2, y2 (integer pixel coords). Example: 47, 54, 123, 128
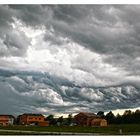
74, 112, 107, 127
18, 113, 49, 126
0, 115, 15, 126
91, 118, 107, 127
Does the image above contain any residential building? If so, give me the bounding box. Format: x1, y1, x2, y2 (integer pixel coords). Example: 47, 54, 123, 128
91, 118, 107, 127
74, 112, 107, 127
18, 113, 49, 126
0, 115, 15, 126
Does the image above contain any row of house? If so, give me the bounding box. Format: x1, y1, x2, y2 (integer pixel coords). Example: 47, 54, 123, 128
0, 112, 107, 127
0, 114, 49, 126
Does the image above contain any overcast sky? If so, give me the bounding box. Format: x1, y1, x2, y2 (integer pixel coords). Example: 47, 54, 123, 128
0, 5, 140, 116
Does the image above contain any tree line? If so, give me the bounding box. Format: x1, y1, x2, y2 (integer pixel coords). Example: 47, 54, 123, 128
45, 114, 73, 126
98, 109, 140, 124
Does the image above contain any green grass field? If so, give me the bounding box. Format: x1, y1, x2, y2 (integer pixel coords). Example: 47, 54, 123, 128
0, 124, 140, 135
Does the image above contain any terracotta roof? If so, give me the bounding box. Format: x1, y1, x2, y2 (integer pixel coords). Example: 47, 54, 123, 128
0, 115, 15, 118
81, 112, 97, 117
22, 113, 44, 116
75, 112, 97, 117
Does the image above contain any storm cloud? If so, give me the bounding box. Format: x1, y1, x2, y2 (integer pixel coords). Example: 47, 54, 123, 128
0, 69, 140, 115
0, 5, 140, 115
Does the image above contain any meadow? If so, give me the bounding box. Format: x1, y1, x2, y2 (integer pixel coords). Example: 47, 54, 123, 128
0, 124, 140, 135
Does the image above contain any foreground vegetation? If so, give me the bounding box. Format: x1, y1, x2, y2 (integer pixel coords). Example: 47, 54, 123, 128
0, 124, 140, 135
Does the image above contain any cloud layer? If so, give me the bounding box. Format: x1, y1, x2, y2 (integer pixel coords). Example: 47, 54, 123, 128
0, 5, 140, 115
0, 69, 140, 115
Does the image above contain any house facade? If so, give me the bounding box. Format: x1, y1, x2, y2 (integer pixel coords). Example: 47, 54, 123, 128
91, 118, 107, 127
74, 112, 107, 127
0, 115, 15, 126
18, 113, 49, 126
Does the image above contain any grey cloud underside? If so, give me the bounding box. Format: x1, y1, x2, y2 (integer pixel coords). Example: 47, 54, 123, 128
0, 69, 140, 115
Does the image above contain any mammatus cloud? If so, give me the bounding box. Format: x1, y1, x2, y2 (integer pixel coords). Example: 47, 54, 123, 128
0, 5, 140, 115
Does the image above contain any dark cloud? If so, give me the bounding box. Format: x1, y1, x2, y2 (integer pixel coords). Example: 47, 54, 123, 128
0, 5, 31, 57
2, 5, 140, 58
0, 69, 140, 115
0, 5, 140, 114
51, 5, 90, 24
0, 5, 16, 28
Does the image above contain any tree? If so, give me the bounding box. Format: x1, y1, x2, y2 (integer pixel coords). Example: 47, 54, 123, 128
135, 109, 140, 114
123, 110, 132, 116
67, 114, 73, 125
122, 110, 133, 123
97, 111, 105, 118
115, 113, 122, 124
45, 115, 57, 125
134, 109, 140, 123
57, 116, 64, 126
45, 115, 54, 121
105, 111, 115, 124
